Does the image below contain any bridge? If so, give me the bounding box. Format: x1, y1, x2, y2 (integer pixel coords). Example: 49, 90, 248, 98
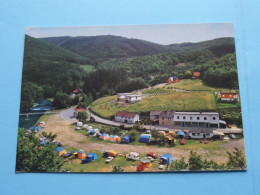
19, 111, 59, 117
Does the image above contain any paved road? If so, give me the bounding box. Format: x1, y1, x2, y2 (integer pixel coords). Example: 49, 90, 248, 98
60, 108, 77, 123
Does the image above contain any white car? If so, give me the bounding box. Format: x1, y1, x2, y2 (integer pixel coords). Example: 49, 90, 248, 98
75, 126, 80, 130
106, 156, 114, 163
159, 165, 164, 170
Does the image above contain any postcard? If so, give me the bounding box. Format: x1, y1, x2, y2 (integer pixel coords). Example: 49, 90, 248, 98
16, 23, 246, 173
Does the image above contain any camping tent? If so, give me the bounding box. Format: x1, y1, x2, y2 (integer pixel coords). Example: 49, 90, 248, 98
138, 158, 152, 168
159, 131, 166, 136
56, 147, 67, 157
121, 136, 130, 144
82, 152, 98, 164
168, 131, 176, 137
88, 129, 95, 135
176, 131, 186, 138
139, 134, 151, 143
75, 150, 87, 159
30, 126, 42, 132
160, 153, 174, 164
99, 133, 109, 140
109, 135, 120, 142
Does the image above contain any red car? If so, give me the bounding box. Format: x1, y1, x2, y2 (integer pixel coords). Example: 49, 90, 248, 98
147, 152, 158, 159
180, 139, 185, 145
137, 165, 145, 171
227, 124, 232, 128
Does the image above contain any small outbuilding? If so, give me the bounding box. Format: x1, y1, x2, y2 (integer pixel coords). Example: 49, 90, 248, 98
82, 152, 98, 164
121, 136, 131, 144
160, 153, 174, 164
139, 134, 151, 143
176, 131, 186, 138
56, 147, 67, 157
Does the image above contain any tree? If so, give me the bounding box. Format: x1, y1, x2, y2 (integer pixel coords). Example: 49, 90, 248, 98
76, 111, 88, 122
16, 128, 63, 172
188, 151, 203, 170
53, 92, 71, 109
170, 157, 188, 170
128, 130, 138, 142
151, 129, 160, 141
226, 147, 246, 170
71, 95, 80, 105
112, 166, 124, 172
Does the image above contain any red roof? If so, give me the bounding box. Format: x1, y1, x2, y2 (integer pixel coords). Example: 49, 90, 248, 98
193, 72, 200, 77
75, 108, 86, 112
73, 89, 80, 93
115, 111, 137, 118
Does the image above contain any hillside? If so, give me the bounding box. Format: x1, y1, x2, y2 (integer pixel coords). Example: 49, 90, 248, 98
24, 35, 90, 64
41, 35, 174, 64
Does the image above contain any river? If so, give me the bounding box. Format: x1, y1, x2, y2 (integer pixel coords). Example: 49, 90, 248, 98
18, 98, 52, 129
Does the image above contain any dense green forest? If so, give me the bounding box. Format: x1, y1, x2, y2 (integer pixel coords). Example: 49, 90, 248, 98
20, 34, 238, 110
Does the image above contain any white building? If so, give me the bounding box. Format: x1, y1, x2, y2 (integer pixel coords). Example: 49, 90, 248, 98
173, 112, 220, 128
115, 111, 140, 124
117, 93, 142, 103
187, 129, 224, 140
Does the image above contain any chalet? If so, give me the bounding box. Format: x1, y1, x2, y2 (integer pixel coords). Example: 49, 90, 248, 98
187, 129, 224, 140
159, 111, 174, 126
115, 111, 139, 124
173, 112, 220, 128
192, 72, 200, 79
167, 76, 179, 84
220, 92, 240, 102
150, 111, 162, 124
177, 63, 186, 67
117, 93, 142, 103
147, 75, 154, 80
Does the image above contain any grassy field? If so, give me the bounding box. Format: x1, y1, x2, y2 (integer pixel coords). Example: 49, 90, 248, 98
80, 64, 95, 72
90, 92, 217, 119
170, 79, 237, 91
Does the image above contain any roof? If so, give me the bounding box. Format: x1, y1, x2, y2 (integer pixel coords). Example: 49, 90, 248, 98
140, 158, 151, 163
140, 134, 151, 138
188, 129, 214, 133
87, 152, 97, 157
117, 93, 131, 96
56, 147, 65, 152
160, 153, 173, 159
176, 131, 185, 135
75, 104, 85, 111
175, 112, 219, 115
126, 95, 142, 97
220, 92, 239, 95
115, 111, 137, 118
193, 72, 200, 77
73, 89, 80, 93
101, 133, 108, 136
122, 136, 130, 139
129, 152, 139, 155
78, 150, 85, 154
75, 108, 86, 111
159, 111, 174, 118
150, 111, 162, 116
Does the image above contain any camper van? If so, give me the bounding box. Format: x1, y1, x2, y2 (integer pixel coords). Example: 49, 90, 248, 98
128, 152, 139, 161
77, 122, 83, 127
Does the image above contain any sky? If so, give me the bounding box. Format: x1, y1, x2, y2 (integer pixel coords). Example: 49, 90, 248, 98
26, 23, 234, 45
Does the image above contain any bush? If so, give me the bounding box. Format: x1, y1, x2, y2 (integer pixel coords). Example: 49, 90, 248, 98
89, 116, 95, 123
76, 111, 88, 122
53, 92, 71, 109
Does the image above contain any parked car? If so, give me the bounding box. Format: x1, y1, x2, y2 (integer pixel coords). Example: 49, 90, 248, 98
128, 152, 139, 161
230, 134, 236, 139
63, 151, 73, 158
147, 152, 158, 159
180, 139, 185, 145
105, 156, 114, 163
227, 124, 232, 128
159, 165, 164, 170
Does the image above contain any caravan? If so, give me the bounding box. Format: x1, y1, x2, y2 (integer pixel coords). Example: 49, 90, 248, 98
128, 152, 139, 161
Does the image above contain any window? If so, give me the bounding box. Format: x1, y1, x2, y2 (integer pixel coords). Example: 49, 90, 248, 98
168, 118, 171, 120
190, 117, 193, 120
204, 117, 207, 120
206, 133, 210, 136
162, 117, 164, 120
197, 117, 200, 120
183, 116, 186, 119
192, 133, 195, 136
213, 117, 216, 120
177, 116, 180, 119
197, 133, 200, 136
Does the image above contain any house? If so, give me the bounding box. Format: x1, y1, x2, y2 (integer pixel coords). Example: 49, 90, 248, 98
192, 72, 200, 79
147, 75, 154, 80
174, 112, 220, 128
187, 129, 224, 140
74, 104, 86, 117
115, 111, 140, 124
81, 152, 98, 164
160, 153, 174, 164
121, 135, 131, 144
56, 147, 67, 157
167, 76, 179, 84
220, 92, 240, 102
159, 111, 174, 126
117, 93, 142, 103
139, 134, 151, 143
177, 63, 186, 67
149, 111, 162, 124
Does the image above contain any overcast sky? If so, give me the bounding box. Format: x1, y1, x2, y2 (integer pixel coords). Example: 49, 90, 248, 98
26, 23, 234, 45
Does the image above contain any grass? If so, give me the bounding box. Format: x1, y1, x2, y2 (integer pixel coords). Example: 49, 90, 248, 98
79, 64, 95, 72
90, 92, 217, 119
35, 114, 50, 125
170, 79, 237, 92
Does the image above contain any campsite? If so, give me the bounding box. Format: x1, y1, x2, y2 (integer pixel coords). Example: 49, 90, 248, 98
16, 24, 247, 173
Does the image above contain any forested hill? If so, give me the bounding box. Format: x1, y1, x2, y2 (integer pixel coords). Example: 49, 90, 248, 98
41, 35, 174, 64
41, 35, 235, 64
24, 35, 90, 64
